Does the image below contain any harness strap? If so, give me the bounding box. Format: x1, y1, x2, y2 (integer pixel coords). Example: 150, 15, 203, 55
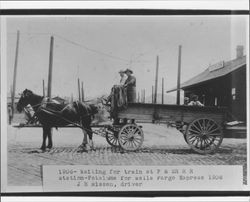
40, 108, 98, 135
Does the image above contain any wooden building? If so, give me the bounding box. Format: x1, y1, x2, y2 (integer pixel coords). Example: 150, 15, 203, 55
168, 46, 247, 122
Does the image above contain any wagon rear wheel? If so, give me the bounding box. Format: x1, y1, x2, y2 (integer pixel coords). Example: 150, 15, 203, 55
118, 124, 144, 151
186, 118, 223, 154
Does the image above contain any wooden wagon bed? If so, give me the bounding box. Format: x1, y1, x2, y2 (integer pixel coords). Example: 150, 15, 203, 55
117, 103, 227, 125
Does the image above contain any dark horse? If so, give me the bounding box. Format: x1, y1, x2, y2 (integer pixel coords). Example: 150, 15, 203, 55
16, 89, 99, 152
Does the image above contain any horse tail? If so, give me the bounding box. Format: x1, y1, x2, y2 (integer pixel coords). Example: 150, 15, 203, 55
74, 101, 88, 120
74, 101, 98, 123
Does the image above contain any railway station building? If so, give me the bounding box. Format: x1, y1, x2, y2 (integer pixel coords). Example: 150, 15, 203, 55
168, 46, 247, 123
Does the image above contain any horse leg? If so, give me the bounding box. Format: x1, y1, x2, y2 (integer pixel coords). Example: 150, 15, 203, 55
77, 128, 89, 152
47, 128, 53, 149
86, 125, 94, 150
41, 127, 47, 151
82, 128, 88, 146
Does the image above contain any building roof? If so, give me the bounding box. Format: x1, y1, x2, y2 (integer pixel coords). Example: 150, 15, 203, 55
167, 55, 246, 93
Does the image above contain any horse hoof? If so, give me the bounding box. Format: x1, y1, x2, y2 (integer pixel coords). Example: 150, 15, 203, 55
77, 148, 88, 153
40, 146, 46, 151
90, 145, 95, 151
28, 150, 40, 154
45, 148, 52, 152
77, 144, 88, 153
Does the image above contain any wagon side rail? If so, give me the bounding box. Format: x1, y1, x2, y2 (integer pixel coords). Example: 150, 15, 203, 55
116, 103, 228, 125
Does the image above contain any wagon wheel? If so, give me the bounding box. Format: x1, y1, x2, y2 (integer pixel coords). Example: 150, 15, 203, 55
118, 124, 144, 151
105, 127, 120, 147
186, 118, 223, 154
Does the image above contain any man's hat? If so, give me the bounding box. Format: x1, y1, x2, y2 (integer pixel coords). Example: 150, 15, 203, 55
119, 69, 124, 73
124, 68, 133, 74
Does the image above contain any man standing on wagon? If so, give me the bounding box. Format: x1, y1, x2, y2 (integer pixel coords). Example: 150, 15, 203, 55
124, 68, 136, 103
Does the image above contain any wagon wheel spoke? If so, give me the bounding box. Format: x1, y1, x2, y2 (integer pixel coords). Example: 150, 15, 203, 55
199, 139, 204, 149
206, 121, 216, 132
112, 139, 119, 145
106, 130, 120, 147
188, 136, 196, 144
203, 139, 211, 149
197, 120, 204, 131
108, 136, 116, 143
120, 133, 128, 141
194, 137, 200, 147
133, 127, 139, 134
191, 122, 203, 133
122, 140, 129, 146
207, 127, 221, 135
131, 140, 138, 148
188, 128, 201, 134
123, 127, 130, 134
132, 138, 141, 145
188, 131, 201, 136
187, 135, 198, 143
202, 119, 206, 130
201, 139, 205, 149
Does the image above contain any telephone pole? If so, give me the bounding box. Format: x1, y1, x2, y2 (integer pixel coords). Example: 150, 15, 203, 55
176, 45, 182, 105
143, 89, 146, 103
81, 81, 84, 101
152, 85, 154, 103
162, 78, 164, 104
78, 78, 81, 101
154, 56, 159, 104
11, 30, 20, 117
47, 36, 54, 99
42, 79, 45, 97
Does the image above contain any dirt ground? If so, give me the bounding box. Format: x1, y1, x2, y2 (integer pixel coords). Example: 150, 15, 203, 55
6, 120, 247, 186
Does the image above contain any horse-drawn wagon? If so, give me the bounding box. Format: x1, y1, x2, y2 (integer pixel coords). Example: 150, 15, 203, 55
104, 103, 227, 154
15, 89, 228, 154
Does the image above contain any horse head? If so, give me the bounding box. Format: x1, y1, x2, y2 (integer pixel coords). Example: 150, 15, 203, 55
17, 89, 34, 112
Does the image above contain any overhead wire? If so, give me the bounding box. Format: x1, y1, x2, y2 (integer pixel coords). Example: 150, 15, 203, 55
54, 34, 130, 62
7, 32, 152, 65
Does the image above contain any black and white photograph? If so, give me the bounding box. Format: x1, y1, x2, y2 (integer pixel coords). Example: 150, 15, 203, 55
1, 10, 249, 193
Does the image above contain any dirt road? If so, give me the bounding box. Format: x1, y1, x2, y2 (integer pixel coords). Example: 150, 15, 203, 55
7, 123, 247, 186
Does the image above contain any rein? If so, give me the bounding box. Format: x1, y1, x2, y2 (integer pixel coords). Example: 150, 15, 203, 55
24, 99, 96, 122
39, 107, 99, 135
26, 103, 42, 109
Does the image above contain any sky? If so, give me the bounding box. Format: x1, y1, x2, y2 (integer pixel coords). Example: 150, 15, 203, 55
5, 15, 248, 102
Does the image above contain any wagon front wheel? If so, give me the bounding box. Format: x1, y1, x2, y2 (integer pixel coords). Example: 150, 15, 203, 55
105, 127, 120, 147
186, 118, 223, 154
118, 124, 144, 151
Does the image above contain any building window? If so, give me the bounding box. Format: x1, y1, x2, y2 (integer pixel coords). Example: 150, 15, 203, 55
232, 87, 236, 100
